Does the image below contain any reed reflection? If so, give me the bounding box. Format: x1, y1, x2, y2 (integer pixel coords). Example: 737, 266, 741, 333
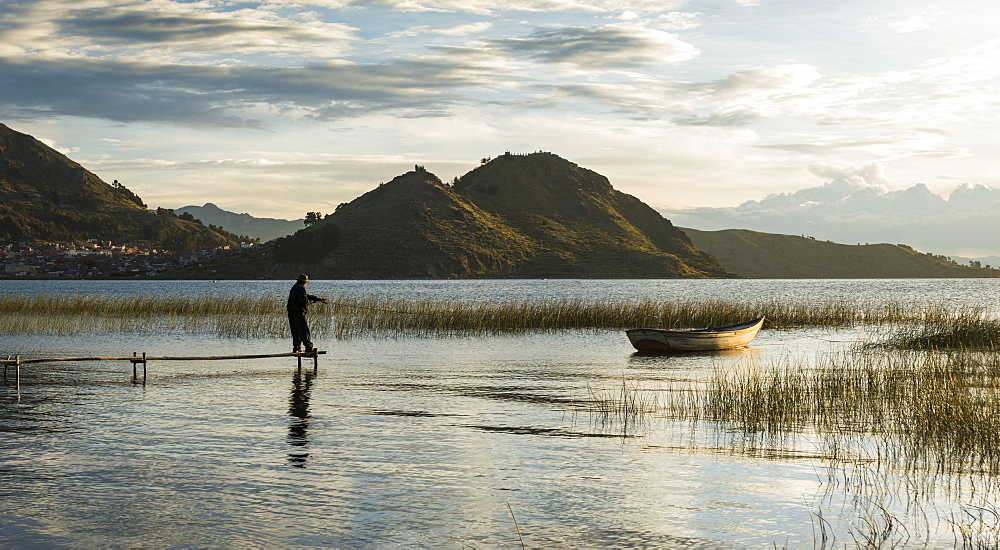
287, 369, 314, 467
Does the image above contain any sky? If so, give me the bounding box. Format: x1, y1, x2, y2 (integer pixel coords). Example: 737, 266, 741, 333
3, 0, 1000, 251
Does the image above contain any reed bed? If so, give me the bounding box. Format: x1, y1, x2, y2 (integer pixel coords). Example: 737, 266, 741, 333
583, 348, 1000, 546
877, 307, 1000, 350
662, 349, 1000, 476
587, 379, 661, 420
0, 293, 955, 338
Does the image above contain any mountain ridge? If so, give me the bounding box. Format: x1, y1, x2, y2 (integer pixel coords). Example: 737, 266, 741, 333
168, 201, 1000, 279
263, 156, 733, 279
0, 123, 243, 251
9, 118, 988, 280
184, 154, 735, 279
175, 202, 302, 242
681, 227, 1000, 278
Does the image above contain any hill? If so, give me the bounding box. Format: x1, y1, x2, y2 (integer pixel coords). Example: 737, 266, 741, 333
175, 203, 302, 242
452, 153, 726, 277
681, 227, 1000, 278
0, 123, 242, 251
194, 153, 733, 279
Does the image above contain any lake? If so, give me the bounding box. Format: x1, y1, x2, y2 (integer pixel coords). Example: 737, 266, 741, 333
2, 279, 999, 547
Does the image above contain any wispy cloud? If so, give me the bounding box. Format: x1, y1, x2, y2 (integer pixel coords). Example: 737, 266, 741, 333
485, 25, 698, 67
889, 14, 931, 33
389, 21, 493, 38
96, 138, 150, 150
0, 1, 359, 61
336, 0, 687, 13
0, 52, 495, 126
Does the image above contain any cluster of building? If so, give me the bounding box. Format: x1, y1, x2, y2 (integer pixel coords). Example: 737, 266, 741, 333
0, 240, 256, 278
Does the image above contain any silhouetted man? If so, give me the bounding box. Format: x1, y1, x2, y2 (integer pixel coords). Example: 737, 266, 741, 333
286, 274, 327, 353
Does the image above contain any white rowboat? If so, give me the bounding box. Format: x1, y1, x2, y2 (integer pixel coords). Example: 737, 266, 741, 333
626, 316, 765, 353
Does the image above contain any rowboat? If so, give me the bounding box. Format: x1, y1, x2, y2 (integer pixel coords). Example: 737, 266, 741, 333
626, 316, 765, 353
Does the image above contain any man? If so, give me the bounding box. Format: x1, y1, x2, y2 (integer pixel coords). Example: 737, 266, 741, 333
286, 274, 327, 353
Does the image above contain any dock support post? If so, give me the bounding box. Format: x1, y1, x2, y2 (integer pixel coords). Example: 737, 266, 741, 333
313, 351, 319, 375
3, 355, 8, 381
142, 352, 147, 384
15, 355, 19, 390
132, 352, 138, 380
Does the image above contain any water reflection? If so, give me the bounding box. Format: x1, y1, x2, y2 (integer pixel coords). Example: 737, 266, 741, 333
628, 346, 760, 361
287, 369, 314, 467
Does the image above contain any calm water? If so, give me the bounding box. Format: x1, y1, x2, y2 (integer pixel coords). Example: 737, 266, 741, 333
5, 277, 1000, 308
2, 279, 998, 547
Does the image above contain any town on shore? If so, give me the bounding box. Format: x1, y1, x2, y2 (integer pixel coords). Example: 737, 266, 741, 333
1, 239, 259, 278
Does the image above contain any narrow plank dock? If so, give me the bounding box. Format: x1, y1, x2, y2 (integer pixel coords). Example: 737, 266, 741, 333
3, 350, 326, 385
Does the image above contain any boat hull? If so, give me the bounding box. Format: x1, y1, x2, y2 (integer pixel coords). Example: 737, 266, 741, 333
626, 317, 764, 352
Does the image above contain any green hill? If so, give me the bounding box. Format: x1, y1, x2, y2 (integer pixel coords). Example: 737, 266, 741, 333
243, 153, 733, 279
681, 227, 1000, 278
0, 123, 242, 251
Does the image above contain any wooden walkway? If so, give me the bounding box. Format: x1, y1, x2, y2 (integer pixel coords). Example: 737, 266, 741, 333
3, 350, 326, 386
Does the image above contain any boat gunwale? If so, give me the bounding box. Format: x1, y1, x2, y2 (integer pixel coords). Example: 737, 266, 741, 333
626, 316, 765, 336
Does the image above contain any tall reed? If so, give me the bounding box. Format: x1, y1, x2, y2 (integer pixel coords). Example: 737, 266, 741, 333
0, 294, 954, 338
664, 349, 1000, 476
877, 308, 1000, 350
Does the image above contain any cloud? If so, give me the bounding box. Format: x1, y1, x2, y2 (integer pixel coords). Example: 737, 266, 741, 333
486, 25, 698, 68
530, 63, 820, 122
340, 0, 687, 13
806, 161, 887, 189
0, 54, 492, 126
433, 22, 494, 36
0, 1, 359, 61
664, 162, 1000, 256
653, 11, 702, 30
673, 108, 760, 127
389, 21, 493, 38
4, 0, 989, 135
96, 138, 150, 150
700, 64, 821, 99
889, 15, 931, 33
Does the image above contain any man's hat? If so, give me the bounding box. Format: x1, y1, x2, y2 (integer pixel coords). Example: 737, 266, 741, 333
297, 274, 309, 282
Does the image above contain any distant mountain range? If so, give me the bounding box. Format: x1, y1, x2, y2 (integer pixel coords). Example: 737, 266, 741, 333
0, 123, 242, 251
681, 228, 1000, 278
5, 119, 999, 279
175, 203, 302, 242
179, 199, 1000, 278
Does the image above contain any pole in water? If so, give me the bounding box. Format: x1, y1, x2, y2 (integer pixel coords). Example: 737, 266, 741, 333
142, 352, 147, 384
132, 352, 138, 380
15, 355, 20, 390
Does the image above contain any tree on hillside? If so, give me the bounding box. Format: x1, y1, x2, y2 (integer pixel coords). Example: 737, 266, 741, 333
111, 180, 146, 207
304, 212, 323, 227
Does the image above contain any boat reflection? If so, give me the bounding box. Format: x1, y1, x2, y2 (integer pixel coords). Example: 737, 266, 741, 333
629, 346, 761, 361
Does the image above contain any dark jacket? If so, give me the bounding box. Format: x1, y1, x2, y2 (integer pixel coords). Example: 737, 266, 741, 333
287, 282, 322, 312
